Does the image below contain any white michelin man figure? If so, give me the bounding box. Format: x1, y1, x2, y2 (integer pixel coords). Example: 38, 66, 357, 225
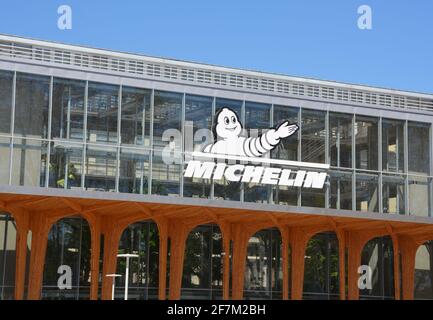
203, 107, 299, 157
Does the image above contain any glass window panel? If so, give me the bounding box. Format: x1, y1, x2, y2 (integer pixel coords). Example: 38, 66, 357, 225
152, 91, 182, 196
0, 70, 13, 134
301, 109, 327, 208
355, 116, 378, 170
382, 174, 405, 215
382, 119, 404, 173
301, 184, 326, 208
301, 109, 326, 163
414, 241, 433, 299
360, 236, 394, 300
11, 138, 48, 187
14, 73, 50, 139
244, 101, 271, 203
48, 141, 83, 189
183, 95, 213, 199
329, 113, 352, 168
51, 78, 85, 141
303, 232, 339, 300
329, 170, 352, 210
42, 217, 91, 300
408, 176, 430, 217
408, 122, 430, 175
120, 87, 151, 146
87, 82, 119, 144
0, 214, 17, 300
356, 173, 379, 212
153, 91, 183, 148
84, 145, 117, 192
213, 98, 243, 201
119, 147, 149, 194
244, 229, 282, 300
116, 221, 159, 300
272, 106, 299, 205
181, 225, 222, 299
0, 137, 11, 185
272, 105, 298, 161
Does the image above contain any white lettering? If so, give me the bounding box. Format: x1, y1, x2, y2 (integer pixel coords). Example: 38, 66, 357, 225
184, 161, 215, 179
224, 165, 244, 182
241, 166, 264, 183
261, 167, 282, 185
303, 171, 328, 189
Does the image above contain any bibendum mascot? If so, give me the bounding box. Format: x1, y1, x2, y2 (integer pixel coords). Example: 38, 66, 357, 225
204, 107, 299, 157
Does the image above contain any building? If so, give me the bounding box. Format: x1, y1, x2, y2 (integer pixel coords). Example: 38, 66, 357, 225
0, 34, 433, 300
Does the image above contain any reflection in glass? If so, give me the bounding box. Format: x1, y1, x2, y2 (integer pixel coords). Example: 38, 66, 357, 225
356, 173, 379, 212
329, 113, 352, 168
15, 73, 50, 139
408, 176, 430, 217
183, 95, 213, 198
152, 91, 182, 196
360, 236, 394, 300
181, 225, 222, 299
0, 213, 17, 300
49, 141, 83, 189
87, 82, 119, 144
382, 119, 404, 173
0, 70, 13, 134
52, 78, 85, 141
382, 174, 405, 214
355, 116, 378, 170
244, 102, 271, 203
0, 137, 11, 185
415, 241, 433, 299
42, 217, 91, 300
11, 138, 48, 187
213, 98, 243, 201
116, 221, 159, 300
84, 145, 117, 192
244, 228, 282, 299
120, 87, 151, 146
301, 109, 326, 163
303, 232, 339, 300
329, 171, 352, 210
408, 122, 430, 175
118, 148, 149, 194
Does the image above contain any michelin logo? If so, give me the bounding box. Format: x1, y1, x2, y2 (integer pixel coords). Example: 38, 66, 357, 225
204, 107, 298, 157
184, 107, 328, 189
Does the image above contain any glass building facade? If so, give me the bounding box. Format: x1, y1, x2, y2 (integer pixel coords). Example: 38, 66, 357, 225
0, 69, 431, 216
0, 35, 433, 301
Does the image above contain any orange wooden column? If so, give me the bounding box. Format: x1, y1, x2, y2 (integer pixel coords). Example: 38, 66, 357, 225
101, 218, 123, 300
399, 235, 417, 300
15, 223, 29, 300
290, 228, 307, 300
337, 230, 346, 300
27, 214, 50, 300
280, 226, 290, 300
156, 218, 168, 300
89, 216, 101, 300
230, 224, 250, 300
168, 221, 189, 300
346, 232, 365, 300
10, 207, 29, 300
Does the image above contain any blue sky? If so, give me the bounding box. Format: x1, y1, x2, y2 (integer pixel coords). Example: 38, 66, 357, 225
0, 1, 432, 93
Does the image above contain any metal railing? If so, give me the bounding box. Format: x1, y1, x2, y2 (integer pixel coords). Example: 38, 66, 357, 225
1, 39, 433, 112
